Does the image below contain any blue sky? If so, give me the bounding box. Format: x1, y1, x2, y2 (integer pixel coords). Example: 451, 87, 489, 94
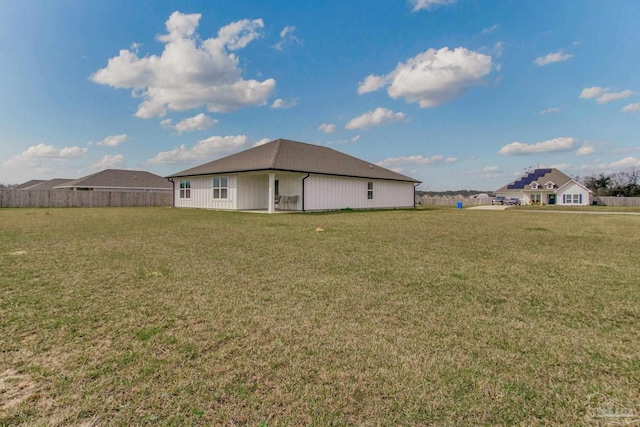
1, 0, 639, 190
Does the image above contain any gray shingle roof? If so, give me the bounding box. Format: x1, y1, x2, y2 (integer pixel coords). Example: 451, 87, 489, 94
26, 179, 74, 190
13, 179, 46, 190
167, 139, 421, 183
54, 169, 172, 191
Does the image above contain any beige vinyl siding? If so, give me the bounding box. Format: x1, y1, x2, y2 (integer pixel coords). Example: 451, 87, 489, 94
236, 174, 267, 210
174, 175, 236, 210
304, 174, 414, 211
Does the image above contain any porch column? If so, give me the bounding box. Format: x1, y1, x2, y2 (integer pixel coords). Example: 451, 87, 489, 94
268, 173, 275, 213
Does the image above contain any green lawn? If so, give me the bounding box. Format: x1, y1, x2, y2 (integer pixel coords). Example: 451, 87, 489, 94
1, 207, 638, 425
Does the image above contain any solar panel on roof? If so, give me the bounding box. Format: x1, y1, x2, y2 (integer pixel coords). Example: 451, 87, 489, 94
506, 169, 553, 189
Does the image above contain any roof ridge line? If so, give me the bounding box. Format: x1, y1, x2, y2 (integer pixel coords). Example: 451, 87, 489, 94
270, 139, 283, 168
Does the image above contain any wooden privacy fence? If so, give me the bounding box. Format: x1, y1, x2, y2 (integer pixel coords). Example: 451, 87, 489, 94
420, 197, 492, 207
592, 196, 640, 207
0, 190, 173, 208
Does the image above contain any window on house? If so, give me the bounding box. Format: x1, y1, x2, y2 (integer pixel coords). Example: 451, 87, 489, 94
563, 194, 582, 204
546, 182, 555, 189
367, 181, 373, 200
275, 179, 279, 196
531, 182, 539, 189
530, 193, 541, 204
213, 177, 228, 199
179, 180, 191, 198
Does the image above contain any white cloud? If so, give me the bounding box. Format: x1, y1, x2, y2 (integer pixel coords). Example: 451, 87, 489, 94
273, 26, 302, 50
580, 87, 636, 104
597, 90, 635, 104
357, 75, 387, 95
147, 135, 249, 164
91, 11, 275, 118
217, 18, 264, 50
580, 86, 607, 99
609, 157, 640, 169
539, 107, 561, 115
445, 157, 458, 163
345, 107, 407, 130
576, 145, 595, 156
91, 154, 125, 169
173, 113, 218, 133
358, 47, 492, 108
498, 137, 577, 155
351, 135, 360, 142
622, 103, 640, 112
483, 166, 499, 172
548, 163, 571, 170
377, 154, 447, 168
96, 134, 128, 147
410, 0, 456, 12
534, 51, 573, 66
481, 25, 499, 35
253, 138, 271, 147
493, 41, 504, 59
271, 98, 298, 109
3, 143, 88, 166
318, 123, 336, 134
62, 147, 87, 158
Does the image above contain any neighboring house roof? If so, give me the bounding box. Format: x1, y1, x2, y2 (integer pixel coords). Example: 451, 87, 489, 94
54, 169, 172, 191
167, 138, 421, 183
13, 179, 46, 190
27, 178, 74, 190
496, 168, 575, 193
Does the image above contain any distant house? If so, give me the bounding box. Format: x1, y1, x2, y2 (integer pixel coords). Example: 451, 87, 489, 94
496, 168, 592, 206
167, 138, 421, 212
25, 178, 74, 190
13, 180, 46, 190
54, 169, 172, 192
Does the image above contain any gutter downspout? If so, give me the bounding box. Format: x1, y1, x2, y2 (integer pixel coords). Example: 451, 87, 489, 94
167, 178, 175, 208
302, 173, 310, 212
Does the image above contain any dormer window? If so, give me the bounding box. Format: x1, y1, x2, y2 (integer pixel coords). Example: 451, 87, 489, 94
530, 182, 539, 190
545, 181, 555, 190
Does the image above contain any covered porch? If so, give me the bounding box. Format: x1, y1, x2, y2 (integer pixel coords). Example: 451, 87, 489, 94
236, 171, 303, 213
524, 191, 557, 205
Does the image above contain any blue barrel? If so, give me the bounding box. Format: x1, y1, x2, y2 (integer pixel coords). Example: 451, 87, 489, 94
456, 201, 463, 209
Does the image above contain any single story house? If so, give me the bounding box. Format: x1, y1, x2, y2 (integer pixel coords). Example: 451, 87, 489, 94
166, 138, 421, 212
25, 178, 74, 190
54, 169, 172, 192
13, 180, 46, 190
496, 168, 592, 206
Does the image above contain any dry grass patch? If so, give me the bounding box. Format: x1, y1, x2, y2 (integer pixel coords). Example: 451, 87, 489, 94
0, 207, 638, 425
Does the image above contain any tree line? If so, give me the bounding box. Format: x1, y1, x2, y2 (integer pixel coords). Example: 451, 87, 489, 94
579, 167, 640, 197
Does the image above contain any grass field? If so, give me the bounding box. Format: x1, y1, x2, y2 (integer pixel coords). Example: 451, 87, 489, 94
512, 205, 640, 213
1, 207, 638, 426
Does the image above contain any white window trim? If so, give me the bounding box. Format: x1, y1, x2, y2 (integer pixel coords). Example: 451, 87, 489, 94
179, 179, 191, 199
213, 176, 228, 200
563, 193, 582, 204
